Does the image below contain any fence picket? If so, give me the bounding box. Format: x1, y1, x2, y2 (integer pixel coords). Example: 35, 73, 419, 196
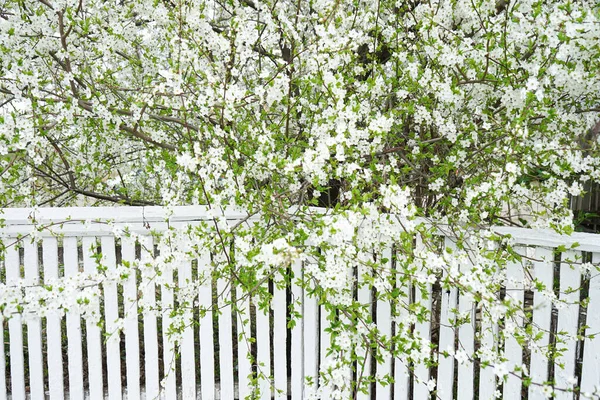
217, 273, 234, 400
318, 302, 331, 399
161, 259, 177, 399
199, 251, 215, 400
178, 259, 196, 400
554, 250, 582, 400
139, 235, 159, 399
413, 235, 432, 399
437, 237, 458, 400
503, 246, 526, 399
458, 249, 475, 400
23, 240, 44, 399
478, 310, 498, 400
394, 247, 411, 400
121, 237, 141, 400
376, 246, 393, 400
256, 291, 272, 400
581, 251, 600, 396
291, 258, 304, 400
0, 310, 6, 400
529, 247, 554, 400
6, 243, 25, 400
82, 236, 104, 400
357, 251, 372, 400
303, 273, 319, 399
100, 236, 123, 400
478, 244, 499, 400
42, 237, 65, 400
237, 293, 252, 400
63, 237, 85, 399
273, 276, 288, 400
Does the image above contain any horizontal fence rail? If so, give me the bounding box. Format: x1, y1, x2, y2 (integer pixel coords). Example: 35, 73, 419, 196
0, 207, 599, 399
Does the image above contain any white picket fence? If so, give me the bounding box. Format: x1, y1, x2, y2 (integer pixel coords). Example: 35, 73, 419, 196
0, 207, 599, 400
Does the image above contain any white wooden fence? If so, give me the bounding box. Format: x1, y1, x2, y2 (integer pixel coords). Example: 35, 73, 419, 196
0, 207, 599, 399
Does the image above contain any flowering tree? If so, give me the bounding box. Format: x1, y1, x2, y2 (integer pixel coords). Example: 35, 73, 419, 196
1, 0, 600, 398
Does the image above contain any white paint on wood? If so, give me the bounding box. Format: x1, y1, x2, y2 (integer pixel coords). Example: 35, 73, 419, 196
199, 251, 215, 400
436, 237, 458, 400
42, 237, 65, 400
100, 236, 123, 400
529, 247, 554, 400
290, 258, 303, 400
376, 246, 393, 400
82, 236, 104, 400
256, 293, 271, 400
237, 293, 252, 400
581, 252, 600, 396
503, 246, 525, 400
319, 303, 331, 399
160, 256, 177, 400
273, 277, 287, 400
478, 315, 498, 400
394, 252, 411, 400
303, 280, 319, 399
413, 235, 432, 399
217, 274, 234, 400
554, 250, 581, 400
121, 237, 141, 400
178, 260, 196, 400
357, 251, 372, 400
23, 240, 44, 400
478, 245, 499, 400
0, 312, 6, 400
63, 237, 85, 399
458, 249, 475, 400
3, 209, 600, 400
139, 235, 159, 399
6, 244, 25, 400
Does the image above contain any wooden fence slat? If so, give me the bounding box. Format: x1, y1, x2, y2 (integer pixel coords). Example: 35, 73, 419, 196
217, 273, 234, 400
503, 246, 525, 399
376, 246, 393, 400
6, 243, 25, 400
82, 236, 104, 400
478, 312, 498, 400
478, 245, 499, 400
42, 237, 65, 400
290, 258, 304, 400
199, 251, 215, 400
161, 259, 177, 399
357, 251, 372, 400
303, 280, 319, 399
256, 292, 272, 399
63, 237, 85, 399
237, 294, 252, 400
458, 252, 475, 400
100, 236, 123, 400
0, 311, 6, 400
319, 303, 332, 399
528, 247, 554, 400
139, 235, 159, 399
23, 240, 44, 399
436, 237, 458, 400
178, 259, 197, 400
554, 250, 581, 400
121, 237, 141, 400
394, 248, 410, 400
413, 235, 432, 399
273, 277, 288, 400
581, 251, 600, 396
